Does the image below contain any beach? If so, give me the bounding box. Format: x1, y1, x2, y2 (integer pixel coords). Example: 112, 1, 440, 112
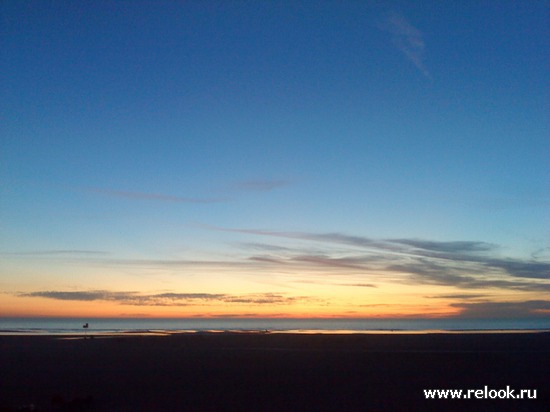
1, 332, 548, 411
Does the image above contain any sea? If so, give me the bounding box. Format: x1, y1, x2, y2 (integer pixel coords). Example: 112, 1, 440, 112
1, 317, 549, 335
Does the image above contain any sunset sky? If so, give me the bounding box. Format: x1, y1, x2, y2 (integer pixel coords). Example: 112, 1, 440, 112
1, 1, 549, 319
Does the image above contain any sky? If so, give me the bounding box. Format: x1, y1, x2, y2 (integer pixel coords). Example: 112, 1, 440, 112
1, 0, 549, 319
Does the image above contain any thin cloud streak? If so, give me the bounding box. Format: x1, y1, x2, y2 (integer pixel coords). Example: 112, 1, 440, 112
17, 290, 312, 307
234, 180, 291, 192
2, 250, 108, 257
84, 180, 290, 204
205, 226, 550, 291
426, 293, 488, 300
381, 12, 430, 78
86, 187, 226, 203
450, 300, 550, 318
340, 283, 377, 288
390, 239, 498, 254
13, 227, 548, 297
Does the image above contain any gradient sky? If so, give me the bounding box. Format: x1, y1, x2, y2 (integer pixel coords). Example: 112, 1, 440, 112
1, 1, 549, 319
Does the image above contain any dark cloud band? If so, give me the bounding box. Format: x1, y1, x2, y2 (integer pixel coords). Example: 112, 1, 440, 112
17, 290, 310, 307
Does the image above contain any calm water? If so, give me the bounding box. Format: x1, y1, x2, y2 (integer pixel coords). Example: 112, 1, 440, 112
1, 317, 549, 335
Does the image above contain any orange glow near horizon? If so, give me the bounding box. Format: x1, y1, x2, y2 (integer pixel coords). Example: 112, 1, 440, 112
2, 293, 463, 319
2, 258, 547, 320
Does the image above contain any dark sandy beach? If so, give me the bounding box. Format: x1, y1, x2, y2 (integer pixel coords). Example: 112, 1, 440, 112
1, 332, 549, 411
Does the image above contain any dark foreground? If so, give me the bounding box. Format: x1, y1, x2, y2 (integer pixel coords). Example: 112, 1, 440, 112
1, 332, 549, 411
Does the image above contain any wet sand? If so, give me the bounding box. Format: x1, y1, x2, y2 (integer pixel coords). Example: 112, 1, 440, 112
1, 332, 549, 411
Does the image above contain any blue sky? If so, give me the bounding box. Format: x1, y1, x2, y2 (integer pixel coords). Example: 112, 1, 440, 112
1, 1, 549, 318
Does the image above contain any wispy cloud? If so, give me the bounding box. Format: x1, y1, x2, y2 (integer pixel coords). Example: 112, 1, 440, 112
339, 283, 377, 288
17, 290, 312, 307
450, 300, 550, 318
2, 250, 108, 257
86, 187, 225, 203
13, 227, 548, 300
380, 12, 430, 78
390, 239, 498, 254
392, 260, 550, 292
82, 179, 290, 204
426, 293, 488, 300
234, 180, 291, 192
239, 243, 296, 252
532, 247, 550, 260
206, 226, 550, 292
485, 260, 550, 280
